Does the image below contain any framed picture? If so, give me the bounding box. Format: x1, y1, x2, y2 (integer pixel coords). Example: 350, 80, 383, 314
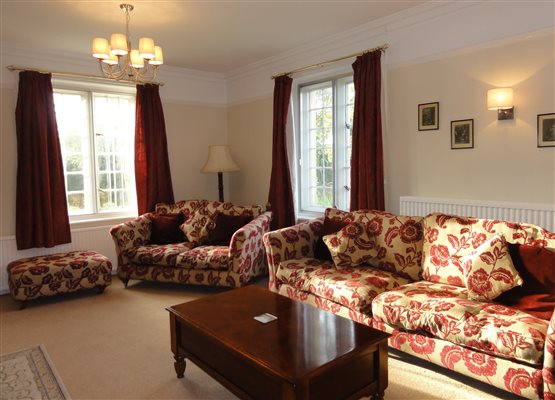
537, 113, 555, 147
451, 119, 474, 149
418, 102, 439, 131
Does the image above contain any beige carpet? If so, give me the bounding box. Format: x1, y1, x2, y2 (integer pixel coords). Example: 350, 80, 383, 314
1, 344, 70, 399
0, 277, 524, 400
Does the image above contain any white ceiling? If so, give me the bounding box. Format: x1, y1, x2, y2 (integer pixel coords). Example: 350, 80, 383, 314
1, 0, 426, 73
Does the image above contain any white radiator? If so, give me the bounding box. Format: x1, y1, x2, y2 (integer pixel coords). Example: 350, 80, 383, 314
399, 196, 555, 232
0, 225, 117, 295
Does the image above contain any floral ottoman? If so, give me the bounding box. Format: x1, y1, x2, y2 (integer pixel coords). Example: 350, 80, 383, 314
7, 251, 112, 309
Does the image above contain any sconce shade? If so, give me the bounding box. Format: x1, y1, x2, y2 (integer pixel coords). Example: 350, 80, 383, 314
201, 145, 240, 173
487, 88, 514, 110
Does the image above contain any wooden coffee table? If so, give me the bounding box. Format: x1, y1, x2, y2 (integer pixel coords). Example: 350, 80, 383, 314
167, 285, 389, 400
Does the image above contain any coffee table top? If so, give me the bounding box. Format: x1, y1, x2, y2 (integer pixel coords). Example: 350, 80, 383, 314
167, 285, 388, 381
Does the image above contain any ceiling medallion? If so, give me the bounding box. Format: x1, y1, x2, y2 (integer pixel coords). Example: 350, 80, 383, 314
91, 4, 163, 83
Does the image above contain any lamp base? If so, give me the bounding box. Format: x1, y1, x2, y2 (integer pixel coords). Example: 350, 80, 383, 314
217, 172, 224, 202
498, 107, 514, 120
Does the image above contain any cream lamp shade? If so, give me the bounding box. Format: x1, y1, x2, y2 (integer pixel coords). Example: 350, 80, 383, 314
487, 88, 513, 110
201, 145, 240, 173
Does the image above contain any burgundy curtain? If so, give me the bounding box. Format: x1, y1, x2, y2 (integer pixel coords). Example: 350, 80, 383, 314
268, 75, 295, 230
135, 84, 174, 215
350, 50, 385, 211
15, 71, 71, 250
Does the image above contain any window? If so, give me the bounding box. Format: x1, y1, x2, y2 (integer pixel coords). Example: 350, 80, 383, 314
298, 76, 354, 213
53, 84, 137, 222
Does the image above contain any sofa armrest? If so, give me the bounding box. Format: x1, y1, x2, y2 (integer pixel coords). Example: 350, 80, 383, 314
544, 311, 555, 398
109, 214, 152, 260
263, 218, 323, 291
229, 211, 272, 285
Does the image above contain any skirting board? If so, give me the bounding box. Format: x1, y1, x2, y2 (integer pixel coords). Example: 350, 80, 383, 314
0, 225, 117, 295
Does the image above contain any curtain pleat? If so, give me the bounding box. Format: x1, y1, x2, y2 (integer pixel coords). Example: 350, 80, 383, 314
350, 50, 385, 211
268, 75, 295, 229
15, 71, 71, 250
134, 84, 174, 215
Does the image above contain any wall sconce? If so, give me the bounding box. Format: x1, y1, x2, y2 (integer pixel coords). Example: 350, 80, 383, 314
487, 88, 514, 120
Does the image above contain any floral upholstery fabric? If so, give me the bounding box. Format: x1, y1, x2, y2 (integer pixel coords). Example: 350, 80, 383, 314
123, 242, 194, 267
178, 200, 264, 245
277, 258, 410, 314
462, 234, 523, 301
383, 329, 544, 399
323, 208, 423, 281
545, 314, 555, 399
263, 218, 323, 291
422, 213, 555, 287
371, 281, 548, 365
111, 200, 271, 288
323, 222, 377, 267
177, 246, 230, 270
7, 251, 112, 301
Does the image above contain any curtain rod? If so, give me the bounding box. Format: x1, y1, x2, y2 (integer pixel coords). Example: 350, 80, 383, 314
6, 65, 165, 86
271, 43, 388, 80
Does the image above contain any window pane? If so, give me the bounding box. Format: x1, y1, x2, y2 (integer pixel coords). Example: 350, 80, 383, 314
67, 193, 85, 211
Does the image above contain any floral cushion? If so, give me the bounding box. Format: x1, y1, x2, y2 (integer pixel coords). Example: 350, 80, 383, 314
123, 243, 194, 267
323, 208, 423, 281
422, 213, 555, 288
276, 257, 410, 314
371, 281, 549, 365
181, 212, 215, 245
323, 222, 376, 267
462, 234, 523, 301
176, 246, 230, 270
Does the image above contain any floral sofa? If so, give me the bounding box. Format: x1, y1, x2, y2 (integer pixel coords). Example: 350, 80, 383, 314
263, 209, 555, 399
110, 200, 271, 288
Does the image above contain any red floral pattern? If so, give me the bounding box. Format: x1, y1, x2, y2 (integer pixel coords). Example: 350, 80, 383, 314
372, 281, 548, 365
462, 234, 523, 301
322, 222, 377, 268
422, 213, 555, 287
276, 258, 409, 314
177, 246, 230, 270
8, 251, 112, 301
111, 200, 270, 288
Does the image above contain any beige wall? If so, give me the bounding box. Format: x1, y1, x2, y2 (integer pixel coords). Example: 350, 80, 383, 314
226, 34, 555, 215
227, 97, 273, 206
0, 88, 227, 236
162, 101, 228, 203
386, 34, 555, 213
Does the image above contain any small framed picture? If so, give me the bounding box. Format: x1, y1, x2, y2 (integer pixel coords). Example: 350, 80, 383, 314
451, 119, 474, 149
537, 113, 555, 147
418, 102, 439, 131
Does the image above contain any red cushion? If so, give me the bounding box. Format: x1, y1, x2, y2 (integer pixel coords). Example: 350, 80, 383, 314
496, 244, 555, 320
209, 213, 253, 246
150, 213, 185, 245
314, 217, 349, 261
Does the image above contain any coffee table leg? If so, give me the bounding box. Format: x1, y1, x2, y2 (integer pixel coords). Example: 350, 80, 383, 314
174, 355, 186, 378
370, 393, 384, 400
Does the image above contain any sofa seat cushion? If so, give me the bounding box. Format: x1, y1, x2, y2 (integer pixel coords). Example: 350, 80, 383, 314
276, 258, 410, 314
176, 246, 230, 270
372, 281, 549, 365
124, 243, 194, 267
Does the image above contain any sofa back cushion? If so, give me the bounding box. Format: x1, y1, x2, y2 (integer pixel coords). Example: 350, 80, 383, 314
150, 213, 186, 244
208, 213, 253, 246
159, 200, 264, 245
322, 208, 423, 281
422, 213, 555, 287
314, 216, 349, 260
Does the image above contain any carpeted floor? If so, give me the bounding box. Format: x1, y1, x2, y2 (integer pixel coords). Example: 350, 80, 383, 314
0, 277, 524, 400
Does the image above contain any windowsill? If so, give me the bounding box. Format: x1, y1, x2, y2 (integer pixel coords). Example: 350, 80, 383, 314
69, 214, 137, 228
296, 210, 324, 223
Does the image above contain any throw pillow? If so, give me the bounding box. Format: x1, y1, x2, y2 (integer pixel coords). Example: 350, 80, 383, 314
323, 222, 377, 268
180, 212, 215, 245
496, 244, 555, 320
209, 213, 253, 246
462, 234, 523, 301
314, 215, 349, 260
150, 213, 185, 245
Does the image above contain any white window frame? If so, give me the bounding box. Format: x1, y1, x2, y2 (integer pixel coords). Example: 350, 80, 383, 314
294, 71, 354, 218
53, 78, 137, 223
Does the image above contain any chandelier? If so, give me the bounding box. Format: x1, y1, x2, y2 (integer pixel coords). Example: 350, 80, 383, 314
91, 4, 163, 83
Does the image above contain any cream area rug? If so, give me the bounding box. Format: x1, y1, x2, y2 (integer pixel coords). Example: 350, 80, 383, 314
0, 344, 70, 400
